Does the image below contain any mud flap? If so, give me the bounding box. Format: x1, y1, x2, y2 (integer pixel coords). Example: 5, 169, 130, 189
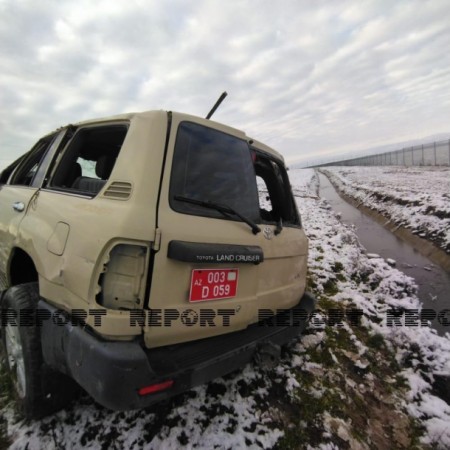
254, 341, 281, 370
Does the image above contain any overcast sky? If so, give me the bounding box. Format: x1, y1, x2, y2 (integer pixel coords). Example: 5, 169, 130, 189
1, 0, 450, 167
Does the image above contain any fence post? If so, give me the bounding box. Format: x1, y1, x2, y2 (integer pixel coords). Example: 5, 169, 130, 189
422, 144, 424, 166
448, 139, 450, 165
434, 141, 437, 166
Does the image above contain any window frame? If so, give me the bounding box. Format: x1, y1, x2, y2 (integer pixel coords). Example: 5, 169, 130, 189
5, 133, 59, 188
0, 153, 30, 186
45, 122, 129, 198
252, 147, 302, 228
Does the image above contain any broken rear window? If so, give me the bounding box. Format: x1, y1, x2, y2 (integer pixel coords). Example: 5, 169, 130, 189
253, 149, 301, 227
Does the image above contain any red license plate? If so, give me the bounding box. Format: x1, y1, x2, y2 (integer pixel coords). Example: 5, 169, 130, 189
189, 269, 238, 302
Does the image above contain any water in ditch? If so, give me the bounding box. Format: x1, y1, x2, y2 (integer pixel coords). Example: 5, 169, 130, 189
317, 172, 450, 335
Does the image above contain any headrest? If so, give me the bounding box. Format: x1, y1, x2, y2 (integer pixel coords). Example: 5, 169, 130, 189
66, 162, 82, 187
95, 154, 116, 180
72, 162, 82, 179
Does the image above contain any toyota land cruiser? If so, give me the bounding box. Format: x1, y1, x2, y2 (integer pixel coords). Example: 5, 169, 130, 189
0, 109, 315, 418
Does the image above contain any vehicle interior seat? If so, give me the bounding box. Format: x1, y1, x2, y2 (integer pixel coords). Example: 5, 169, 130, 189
71, 154, 116, 194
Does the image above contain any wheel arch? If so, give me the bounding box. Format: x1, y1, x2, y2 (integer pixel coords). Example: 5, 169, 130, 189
8, 247, 39, 287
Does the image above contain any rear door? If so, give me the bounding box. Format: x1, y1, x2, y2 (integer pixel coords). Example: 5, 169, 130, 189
145, 114, 308, 348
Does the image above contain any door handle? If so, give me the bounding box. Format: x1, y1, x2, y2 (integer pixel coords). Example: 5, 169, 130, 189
12, 202, 25, 212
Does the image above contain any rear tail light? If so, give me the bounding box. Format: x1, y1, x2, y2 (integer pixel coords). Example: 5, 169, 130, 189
138, 380, 174, 396
98, 244, 148, 310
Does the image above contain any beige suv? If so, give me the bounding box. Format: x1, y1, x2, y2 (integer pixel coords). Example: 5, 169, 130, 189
0, 110, 315, 418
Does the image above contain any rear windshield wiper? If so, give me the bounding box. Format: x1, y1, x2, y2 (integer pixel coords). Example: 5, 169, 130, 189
174, 195, 261, 235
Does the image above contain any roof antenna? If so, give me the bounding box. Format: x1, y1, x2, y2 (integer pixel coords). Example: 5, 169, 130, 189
206, 91, 228, 119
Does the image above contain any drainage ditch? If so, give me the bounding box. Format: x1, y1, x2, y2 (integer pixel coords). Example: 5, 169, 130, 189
317, 171, 450, 336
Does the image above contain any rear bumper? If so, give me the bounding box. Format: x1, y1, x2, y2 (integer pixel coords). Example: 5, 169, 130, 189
40, 292, 316, 410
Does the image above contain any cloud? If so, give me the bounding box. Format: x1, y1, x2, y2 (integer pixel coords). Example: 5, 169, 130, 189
1, 0, 449, 167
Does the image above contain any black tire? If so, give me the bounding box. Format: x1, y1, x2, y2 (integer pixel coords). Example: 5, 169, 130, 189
1, 283, 78, 419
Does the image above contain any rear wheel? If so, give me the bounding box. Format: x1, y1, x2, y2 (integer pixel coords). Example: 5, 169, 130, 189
4, 316, 27, 398
1, 283, 77, 419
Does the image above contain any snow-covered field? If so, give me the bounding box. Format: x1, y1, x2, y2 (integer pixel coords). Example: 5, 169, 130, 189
1, 169, 450, 448
321, 167, 450, 253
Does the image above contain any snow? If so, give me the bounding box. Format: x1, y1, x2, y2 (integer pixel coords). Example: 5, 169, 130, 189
321, 166, 450, 253
2, 167, 450, 448
4, 364, 286, 449
289, 168, 450, 448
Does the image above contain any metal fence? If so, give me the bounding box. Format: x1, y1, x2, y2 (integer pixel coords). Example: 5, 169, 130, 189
318, 139, 450, 167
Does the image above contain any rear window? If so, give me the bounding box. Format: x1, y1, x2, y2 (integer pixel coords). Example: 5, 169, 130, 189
170, 122, 260, 221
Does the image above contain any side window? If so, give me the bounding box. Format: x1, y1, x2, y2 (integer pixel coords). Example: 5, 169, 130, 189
256, 175, 273, 221
8, 135, 57, 187
49, 125, 128, 196
0, 154, 28, 185
253, 150, 300, 226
